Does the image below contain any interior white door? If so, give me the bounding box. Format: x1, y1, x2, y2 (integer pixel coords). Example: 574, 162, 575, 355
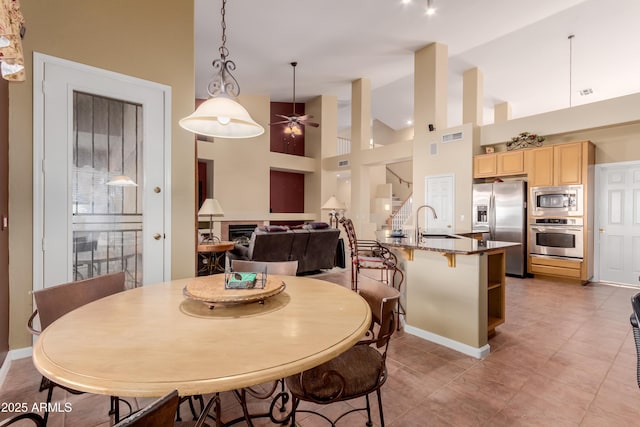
424, 174, 455, 233
33, 54, 171, 290
597, 162, 640, 287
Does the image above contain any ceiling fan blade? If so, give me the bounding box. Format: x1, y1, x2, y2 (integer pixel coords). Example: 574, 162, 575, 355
269, 121, 290, 126
301, 121, 320, 128
296, 114, 314, 121
275, 114, 293, 120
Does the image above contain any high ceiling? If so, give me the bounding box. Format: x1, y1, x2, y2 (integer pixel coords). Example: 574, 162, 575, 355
194, 0, 640, 132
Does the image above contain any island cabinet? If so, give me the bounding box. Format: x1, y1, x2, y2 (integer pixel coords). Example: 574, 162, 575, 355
526, 141, 588, 187
379, 234, 516, 359
473, 151, 525, 178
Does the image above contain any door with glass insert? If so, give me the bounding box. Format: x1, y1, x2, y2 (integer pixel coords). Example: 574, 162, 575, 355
34, 54, 169, 291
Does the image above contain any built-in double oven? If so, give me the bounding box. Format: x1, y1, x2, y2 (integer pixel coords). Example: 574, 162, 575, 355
529, 217, 583, 260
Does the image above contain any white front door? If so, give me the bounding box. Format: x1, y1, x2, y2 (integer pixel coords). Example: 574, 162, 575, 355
596, 161, 640, 287
424, 174, 455, 233
33, 53, 171, 291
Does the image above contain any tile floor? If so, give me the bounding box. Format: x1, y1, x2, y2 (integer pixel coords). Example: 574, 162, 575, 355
1, 269, 640, 426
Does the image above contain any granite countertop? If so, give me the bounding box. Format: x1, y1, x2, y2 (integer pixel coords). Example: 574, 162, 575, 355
376, 231, 520, 255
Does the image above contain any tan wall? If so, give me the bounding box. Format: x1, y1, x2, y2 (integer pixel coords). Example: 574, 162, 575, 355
9, 0, 195, 349
197, 95, 270, 219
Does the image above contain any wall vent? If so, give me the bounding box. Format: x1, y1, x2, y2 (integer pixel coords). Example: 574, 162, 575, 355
338, 159, 349, 167
442, 131, 463, 143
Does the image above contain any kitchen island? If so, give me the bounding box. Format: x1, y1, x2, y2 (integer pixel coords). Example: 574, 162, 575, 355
378, 232, 519, 358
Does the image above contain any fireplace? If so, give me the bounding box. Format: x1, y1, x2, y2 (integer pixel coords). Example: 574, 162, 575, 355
228, 224, 257, 246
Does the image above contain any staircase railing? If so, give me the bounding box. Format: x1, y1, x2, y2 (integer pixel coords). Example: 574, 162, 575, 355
391, 194, 413, 230
337, 137, 351, 155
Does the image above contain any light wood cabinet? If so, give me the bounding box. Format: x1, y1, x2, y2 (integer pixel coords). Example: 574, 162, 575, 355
527, 141, 584, 187
554, 142, 583, 185
473, 154, 497, 178
530, 255, 584, 280
486, 250, 505, 337
473, 151, 525, 178
497, 151, 525, 176
526, 146, 554, 186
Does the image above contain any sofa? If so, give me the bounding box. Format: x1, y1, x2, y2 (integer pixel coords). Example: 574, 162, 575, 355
227, 225, 340, 274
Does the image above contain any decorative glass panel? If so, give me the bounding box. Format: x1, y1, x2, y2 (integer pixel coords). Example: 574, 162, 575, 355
72, 91, 143, 288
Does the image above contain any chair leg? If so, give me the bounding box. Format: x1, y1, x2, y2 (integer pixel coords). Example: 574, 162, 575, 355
364, 394, 373, 427
376, 388, 386, 427
43, 383, 54, 425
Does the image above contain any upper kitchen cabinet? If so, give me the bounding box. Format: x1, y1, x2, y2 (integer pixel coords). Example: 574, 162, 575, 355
473, 151, 525, 179
526, 141, 593, 187
473, 153, 497, 178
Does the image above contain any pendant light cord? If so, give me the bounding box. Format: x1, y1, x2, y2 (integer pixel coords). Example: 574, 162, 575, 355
568, 34, 574, 108
219, 0, 228, 60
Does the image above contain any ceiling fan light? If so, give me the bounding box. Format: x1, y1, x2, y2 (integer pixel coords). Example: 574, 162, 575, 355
179, 96, 264, 139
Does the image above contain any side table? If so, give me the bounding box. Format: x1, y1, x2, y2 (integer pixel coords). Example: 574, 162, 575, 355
197, 241, 235, 275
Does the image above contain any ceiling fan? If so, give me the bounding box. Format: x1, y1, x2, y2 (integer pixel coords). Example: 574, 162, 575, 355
270, 62, 319, 137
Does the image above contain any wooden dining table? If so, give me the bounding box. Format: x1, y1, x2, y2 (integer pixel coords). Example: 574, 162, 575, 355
32, 274, 371, 402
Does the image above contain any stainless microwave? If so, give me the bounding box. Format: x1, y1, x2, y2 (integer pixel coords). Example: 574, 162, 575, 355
530, 185, 583, 217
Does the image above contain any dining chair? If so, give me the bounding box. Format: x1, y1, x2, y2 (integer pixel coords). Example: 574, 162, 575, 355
229, 259, 299, 421
284, 280, 400, 427
631, 292, 640, 388
231, 259, 298, 276
26, 272, 129, 424
339, 216, 405, 329
113, 390, 179, 427
0, 413, 46, 427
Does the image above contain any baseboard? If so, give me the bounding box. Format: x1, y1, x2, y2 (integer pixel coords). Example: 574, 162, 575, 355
404, 325, 490, 359
0, 347, 33, 390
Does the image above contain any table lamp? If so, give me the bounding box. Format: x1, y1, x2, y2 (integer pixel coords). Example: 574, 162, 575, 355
199, 198, 224, 242
321, 196, 345, 228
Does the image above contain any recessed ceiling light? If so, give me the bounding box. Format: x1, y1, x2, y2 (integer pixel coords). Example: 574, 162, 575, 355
407, 120, 413, 125
426, 0, 436, 15
401, 0, 412, 4
579, 88, 593, 96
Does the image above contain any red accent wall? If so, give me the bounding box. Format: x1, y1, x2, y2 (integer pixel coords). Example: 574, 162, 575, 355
197, 161, 207, 207
270, 170, 304, 213
270, 102, 305, 156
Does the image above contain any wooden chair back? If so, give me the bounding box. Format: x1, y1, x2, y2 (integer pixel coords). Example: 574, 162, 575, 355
231, 260, 298, 276
357, 281, 400, 348
28, 272, 126, 334
114, 390, 179, 427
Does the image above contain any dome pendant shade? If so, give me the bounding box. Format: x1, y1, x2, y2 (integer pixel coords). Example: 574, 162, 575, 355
179, 97, 264, 139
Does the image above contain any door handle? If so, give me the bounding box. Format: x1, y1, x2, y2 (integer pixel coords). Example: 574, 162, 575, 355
153, 233, 162, 240
599, 228, 605, 233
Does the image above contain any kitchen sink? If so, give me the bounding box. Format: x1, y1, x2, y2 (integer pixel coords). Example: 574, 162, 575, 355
421, 234, 460, 239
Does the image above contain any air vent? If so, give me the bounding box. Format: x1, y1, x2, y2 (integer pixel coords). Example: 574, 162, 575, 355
338, 159, 349, 167
579, 88, 593, 96
442, 131, 463, 143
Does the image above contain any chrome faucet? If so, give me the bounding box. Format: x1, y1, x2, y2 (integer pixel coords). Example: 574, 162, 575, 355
415, 205, 438, 242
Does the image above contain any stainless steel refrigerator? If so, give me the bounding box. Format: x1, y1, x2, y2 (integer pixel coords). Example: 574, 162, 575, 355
472, 181, 527, 277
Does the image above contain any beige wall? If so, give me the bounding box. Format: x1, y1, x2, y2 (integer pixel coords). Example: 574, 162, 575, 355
9, 0, 195, 349
197, 95, 270, 219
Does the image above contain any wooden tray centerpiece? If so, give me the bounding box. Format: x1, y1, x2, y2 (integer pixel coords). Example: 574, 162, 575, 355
183, 273, 285, 309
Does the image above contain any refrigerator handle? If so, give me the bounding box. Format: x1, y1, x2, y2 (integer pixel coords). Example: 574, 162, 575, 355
490, 194, 496, 240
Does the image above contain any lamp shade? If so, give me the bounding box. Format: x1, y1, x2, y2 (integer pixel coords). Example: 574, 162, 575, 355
106, 175, 138, 187
321, 196, 345, 210
199, 198, 224, 216
179, 97, 264, 139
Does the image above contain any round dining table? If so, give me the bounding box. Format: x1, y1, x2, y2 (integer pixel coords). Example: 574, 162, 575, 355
32, 274, 372, 399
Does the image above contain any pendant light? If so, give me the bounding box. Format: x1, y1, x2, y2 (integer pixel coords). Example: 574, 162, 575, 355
179, 0, 264, 139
